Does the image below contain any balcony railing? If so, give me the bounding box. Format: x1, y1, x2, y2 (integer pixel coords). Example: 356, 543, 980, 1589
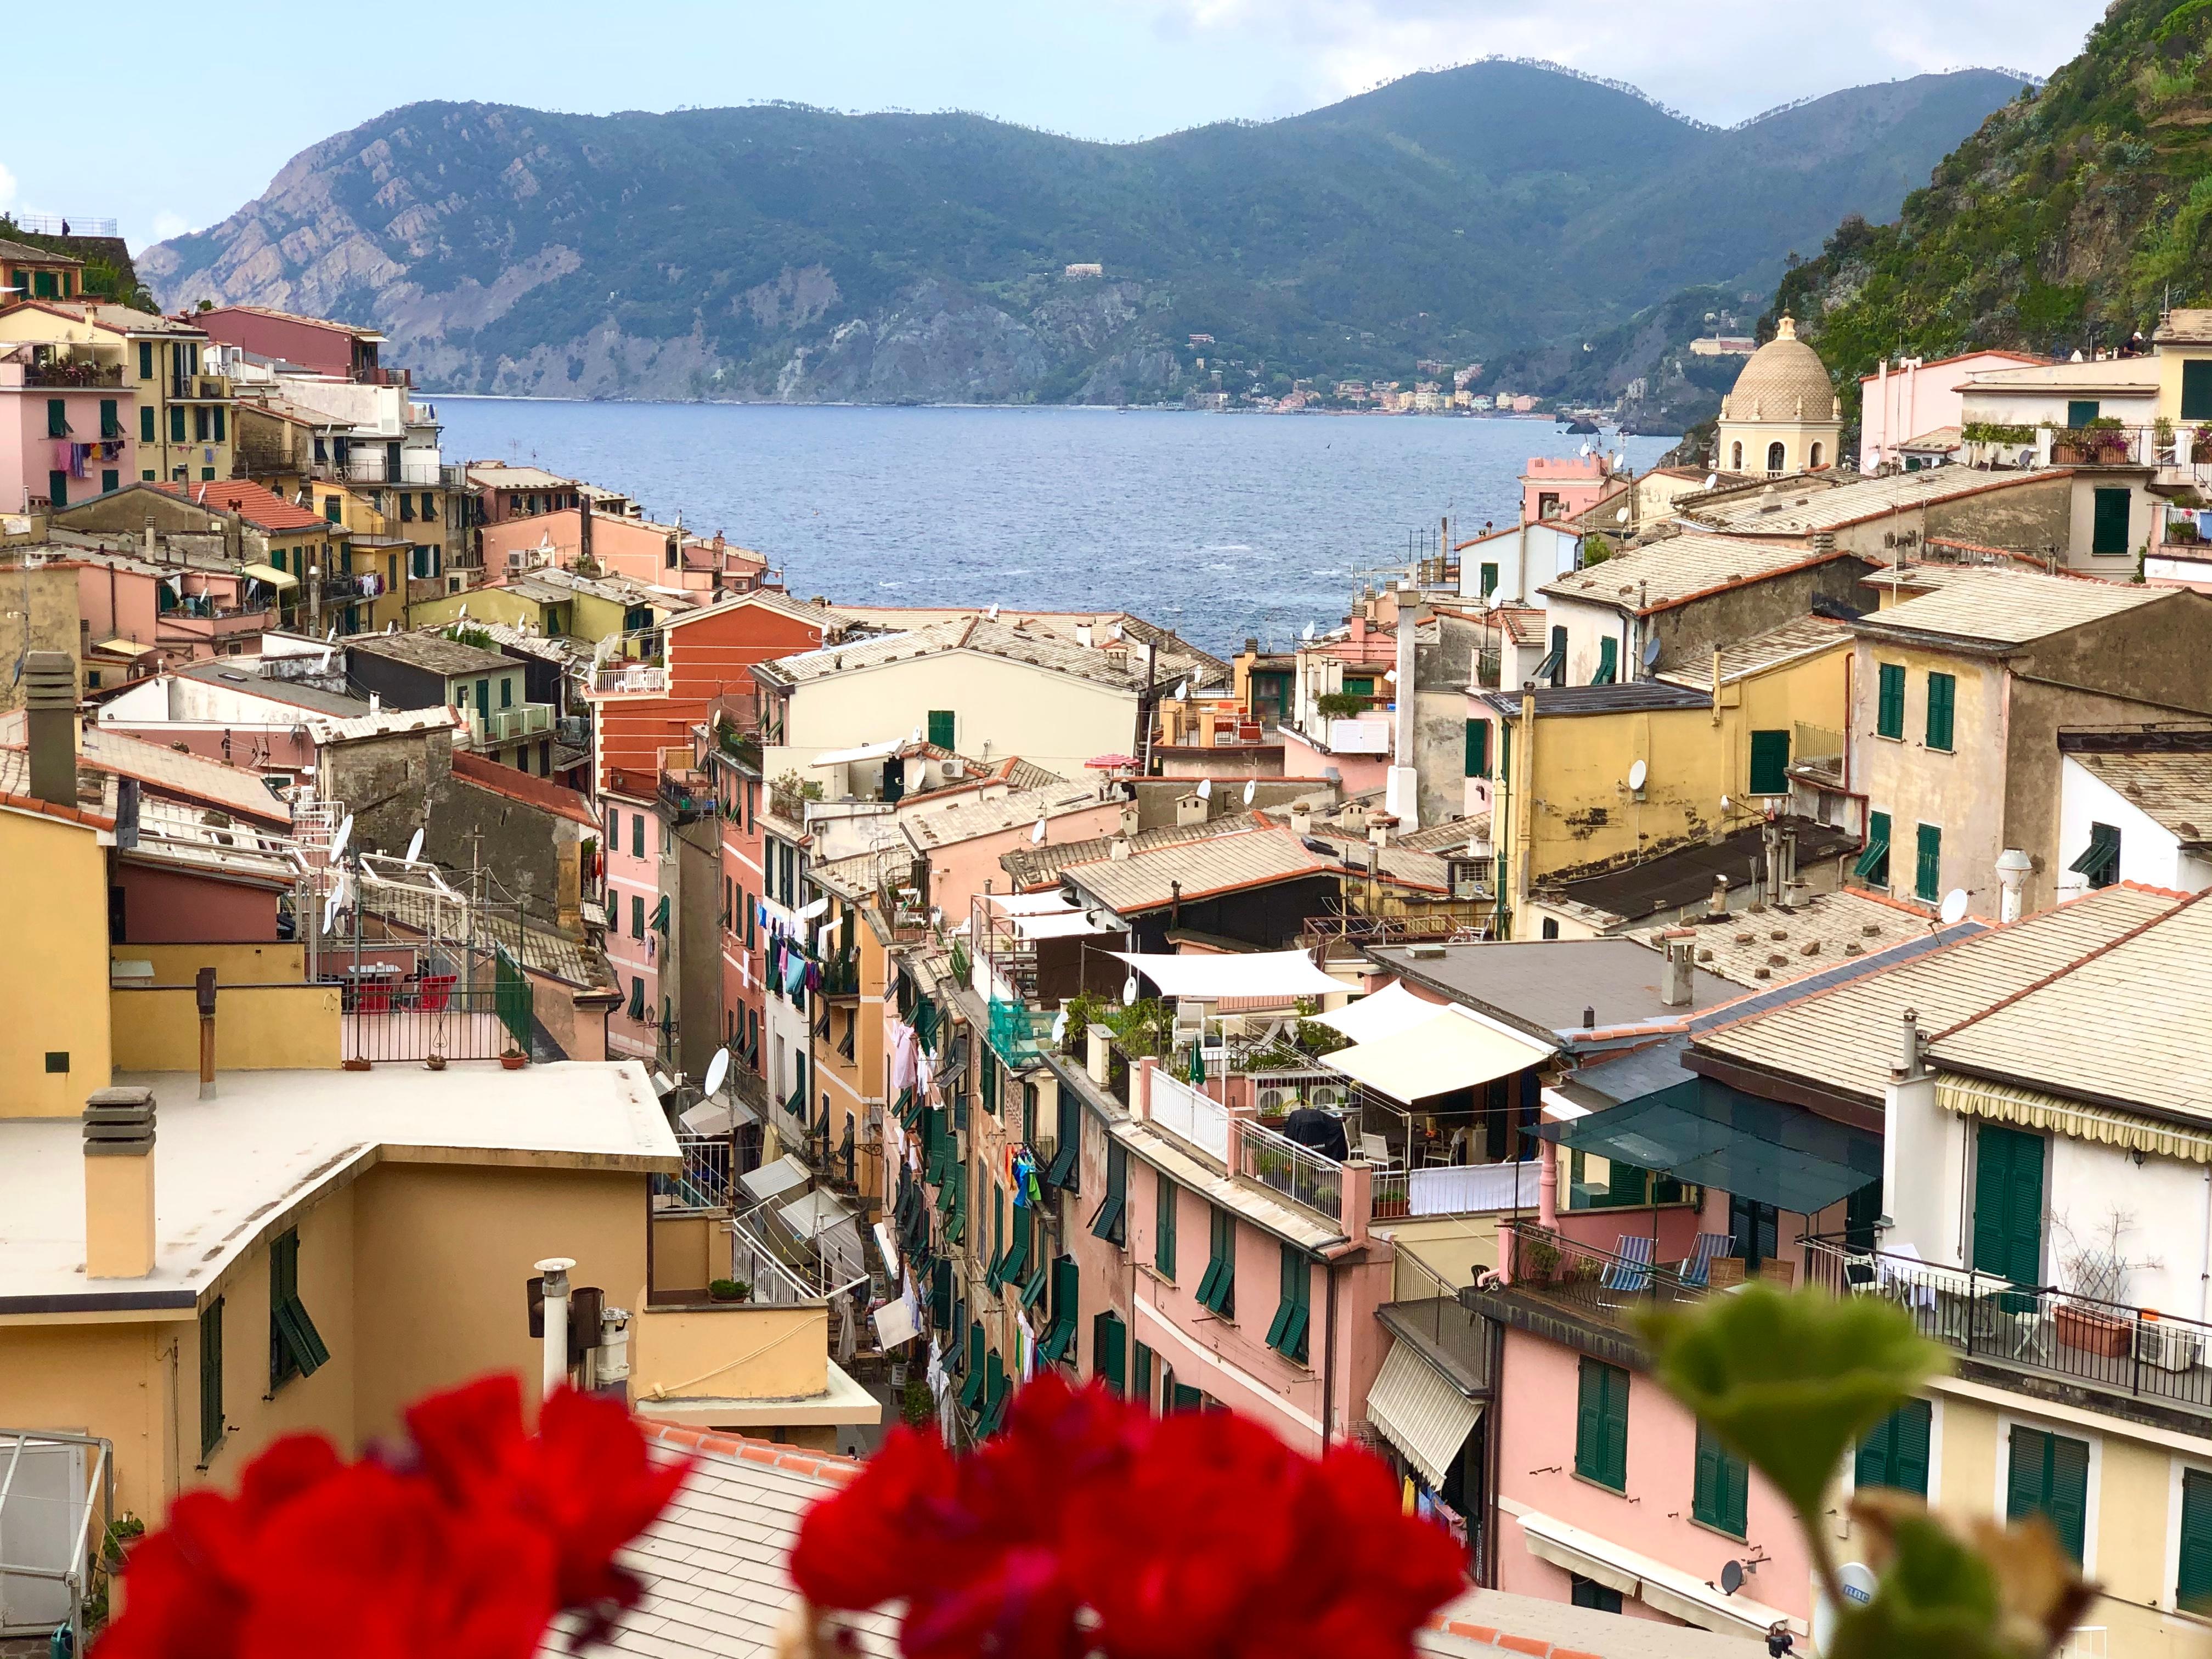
1239, 1117, 1342, 1222
468, 702, 554, 745
313, 454, 445, 486
1150, 1070, 1229, 1163
1497, 1218, 1713, 1328
658, 768, 716, 823
591, 663, 667, 695
24, 361, 122, 388
1803, 1236, 2212, 1417
653, 1133, 737, 1212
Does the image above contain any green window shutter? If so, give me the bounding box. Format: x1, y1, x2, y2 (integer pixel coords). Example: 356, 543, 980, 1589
1925, 673, 1956, 751
1855, 1399, 1932, 1496
2067, 399, 2101, 430
959, 1323, 988, 1409
1914, 822, 1942, 902
1692, 1424, 1747, 1536
1040, 1257, 1079, 1362
2071, 822, 2121, 888
2180, 1469, 2212, 1612
1973, 1125, 2045, 1287
199, 1298, 225, 1459
1877, 663, 1906, 739
1094, 1312, 1127, 1393
213, 405, 227, 443
169, 407, 186, 443
927, 710, 955, 749
1092, 1141, 1128, 1244
1748, 730, 1791, 795
930, 1259, 952, 1330
1464, 720, 1489, 778
138, 342, 154, 380
48, 399, 67, 438
2183, 361, 2212, 422
1576, 1358, 1629, 1489
1854, 811, 1893, 885
139, 405, 154, 443
1154, 1173, 1177, 1280
1133, 1341, 1154, 1410
1593, 637, 1617, 686
2007, 1427, 2089, 1563
1548, 625, 1567, 687
1197, 1206, 1235, 1318
1265, 1244, 1310, 1363
2092, 488, 2131, 556
1480, 562, 1498, 597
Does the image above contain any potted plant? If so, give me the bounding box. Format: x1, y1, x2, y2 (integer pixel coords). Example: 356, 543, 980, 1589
500, 1045, 527, 1071
707, 1278, 752, 1304
2054, 1300, 2129, 1357
1515, 1228, 1563, 1282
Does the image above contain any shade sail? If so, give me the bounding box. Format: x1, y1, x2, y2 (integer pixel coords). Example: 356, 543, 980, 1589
1015, 910, 1109, 940
987, 892, 1081, 916
1109, 949, 1341, 1001
810, 737, 904, 768
240, 562, 298, 590
1541, 1076, 1880, 1215
1311, 980, 1444, 1043
740, 1153, 809, 1203
1365, 1341, 1483, 1491
1328, 1007, 1554, 1104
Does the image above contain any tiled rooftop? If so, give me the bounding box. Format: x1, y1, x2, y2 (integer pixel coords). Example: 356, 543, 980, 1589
1854, 566, 2170, 648
1537, 533, 1836, 614
1652, 613, 1848, 689
1691, 464, 2054, 535
1059, 825, 1335, 915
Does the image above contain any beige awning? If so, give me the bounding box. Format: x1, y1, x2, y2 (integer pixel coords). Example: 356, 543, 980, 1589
1936, 1074, 2212, 1165
92, 637, 150, 657
240, 562, 298, 591
1364, 1341, 1482, 1489
1329, 1006, 1554, 1104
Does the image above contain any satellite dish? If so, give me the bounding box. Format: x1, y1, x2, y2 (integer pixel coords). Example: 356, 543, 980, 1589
385, 620, 396, 633
404, 827, 425, 864
317, 648, 334, 673
1383, 669, 1398, 684
986, 603, 1000, 620
1616, 506, 1630, 523
702, 1049, 730, 1098
321, 889, 340, 933
1628, 759, 1648, 791
1050, 1007, 1069, 1046
1302, 621, 1316, 641
1939, 888, 1970, 926
1121, 973, 1138, 1007
1242, 778, 1256, 805
1031, 816, 1047, 845
1720, 794, 1732, 811
458, 603, 468, 619
1173, 679, 1189, 700
326, 624, 336, 641
1109, 623, 1125, 642
1195, 778, 1213, 800
1719, 1560, 1745, 1596
1705, 473, 1719, 489
1642, 635, 1662, 668
1579, 443, 1593, 457
330, 814, 354, 860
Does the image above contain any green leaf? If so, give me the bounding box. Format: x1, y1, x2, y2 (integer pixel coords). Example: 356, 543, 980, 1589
1640, 1284, 1950, 1521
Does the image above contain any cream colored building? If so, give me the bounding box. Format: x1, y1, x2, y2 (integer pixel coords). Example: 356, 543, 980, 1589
1714, 317, 1844, 479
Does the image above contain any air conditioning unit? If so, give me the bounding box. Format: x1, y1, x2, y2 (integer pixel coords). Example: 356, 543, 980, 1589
938, 759, 962, 779
1257, 1087, 1287, 1114
1307, 1085, 1346, 1110
2137, 1319, 2203, 1374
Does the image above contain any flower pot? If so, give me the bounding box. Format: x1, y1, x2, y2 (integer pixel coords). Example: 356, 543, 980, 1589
424, 1054, 447, 1071
342, 1057, 372, 1072
500, 1052, 527, 1071
2055, 1303, 2130, 1357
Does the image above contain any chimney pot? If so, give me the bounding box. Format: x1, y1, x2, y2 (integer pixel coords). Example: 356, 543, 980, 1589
83, 1086, 156, 1280
24, 651, 78, 809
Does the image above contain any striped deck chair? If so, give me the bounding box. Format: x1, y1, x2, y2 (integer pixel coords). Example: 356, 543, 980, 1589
1679, 1232, 1735, 1288
1599, 1234, 1656, 1295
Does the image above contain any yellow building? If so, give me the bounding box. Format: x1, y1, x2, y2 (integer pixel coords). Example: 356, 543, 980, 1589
306, 479, 419, 633
0, 301, 234, 485
1472, 615, 1851, 937
411, 566, 690, 649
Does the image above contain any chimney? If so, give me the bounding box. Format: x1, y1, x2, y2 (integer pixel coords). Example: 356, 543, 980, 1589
1108, 836, 1132, 861
1086, 1023, 1113, 1086
1369, 819, 1391, 849
1659, 932, 1696, 1006
24, 651, 78, 809
142, 518, 156, 557
1175, 793, 1207, 827
1893, 1008, 1923, 1081
1118, 802, 1139, 836
84, 1086, 156, 1279
1289, 804, 1312, 837
579, 488, 594, 570
1708, 874, 1730, 918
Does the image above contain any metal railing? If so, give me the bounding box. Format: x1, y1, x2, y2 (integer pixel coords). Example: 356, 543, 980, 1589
1239, 1117, 1342, 1222
1371, 1160, 1542, 1221
0, 1427, 114, 1647
1498, 1218, 1708, 1325
1388, 1244, 1491, 1387
9, 213, 118, 236
22, 362, 123, 388
1803, 1237, 2212, 1414
655, 1134, 737, 1211
313, 454, 445, 486
591, 663, 667, 695
658, 768, 716, 823
337, 955, 530, 1062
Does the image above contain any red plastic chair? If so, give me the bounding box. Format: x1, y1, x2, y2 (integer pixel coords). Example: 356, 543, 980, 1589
419, 973, 458, 1012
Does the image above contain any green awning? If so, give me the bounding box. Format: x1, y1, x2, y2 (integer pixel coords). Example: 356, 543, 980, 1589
1020, 1256, 1050, 1308
650, 894, 670, 934
1852, 830, 1891, 880
1542, 1076, 1880, 1216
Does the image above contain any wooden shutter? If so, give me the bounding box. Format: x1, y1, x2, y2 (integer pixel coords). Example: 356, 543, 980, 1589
1594, 637, 1617, 686
199, 1298, 225, 1459
2185, 361, 2212, 422
1094, 1312, 1127, 1394
1576, 1359, 1604, 1481
1974, 1125, 2045, 1286
1925, 674, 1955, 751
2180, 1469, 2212, 1611
2046, 1434, 2089, 1562
927, 710, 955, 748
1600, 1364, 1628, 1489
1464, 720, 1488, 778
1915, 822, 1942, 901
1748, 730, 1791, 795
1694, 1425, 1723, 1524
2092, 488, 2131, 556
2005, 1426, 2044, 1524
1878, 663, 1905, 738
1155, 1173, 1177, 1280
1891, 1400, 1931, 1495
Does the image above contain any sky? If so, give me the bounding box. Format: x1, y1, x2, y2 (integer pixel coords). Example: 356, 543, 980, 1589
5, 0, 2108, 252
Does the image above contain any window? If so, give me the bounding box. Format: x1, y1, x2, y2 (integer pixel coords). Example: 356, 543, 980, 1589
2006, 1425, 2089, 1562
212, 406, 226, 443
1154, 1173, 1178, 1280
100, 399, 120, 439
500, 678, 513, 709
268, 1229, 329, 1390
2180, 1468, 2212, 1613
1039, 1256, 1078, 1362
101, 470, 117, 494
1766, 441, 1786, 473
1343, 675, 1374, 698
1730, 441, 1744, 471
1548, 624, 1567, 687
1133, 1341, 1154, 1413
2184, 361, 2212, 423
138, 342, 154, 380
1479, 561, 1498, 597
48, 471, 66, 510
1729, 1193, 1779, 1269
607, 807, 621, 850
2091, 487, 2132, 556
631, 812, 645, 860
1196, 1206, 1235, 1318
1692, 1422, 1749, 1537
1093, 1311, 1128, 1393
1809, 441, 1825, 468
193, 407, 210, 443
47, 399, 69, 438
1972, 1124, 2045, 1288
1877, 662, 1906, 738
1914, 822, 1942, 902
1592, 637, 1617, 686
1464, 720, 1489, 778
170, 407, 187, 443
1855, 810, 1892, 886
1574, 1357, 1629, 1489
628, 977, 645, 1020
2072, 821, 2121, 889
1569, 1576, 1622, 1614
927, 709, 955, 749
1855, 1400, 1932, 1496
1748, 729, 1790, 795
1265, 1244, 1310, 1363
1925, 673, 1956, 751
199, 1298, 225, 1460
1541, 917, 1560, 939
324, 494, 340, 524
630, 894, 645, 939
139, 406, 155, 443
2067, 399, 2101, 429
1092, 1141, 1128, 1245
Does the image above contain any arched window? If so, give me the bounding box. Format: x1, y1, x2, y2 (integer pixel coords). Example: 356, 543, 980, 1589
1809, 441, 1825, 469
1730, 442, 1744, 471
1767, 441, 1786, 475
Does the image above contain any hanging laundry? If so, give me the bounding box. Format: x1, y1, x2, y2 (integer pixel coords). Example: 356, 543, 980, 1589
890, 1021, 917, 1091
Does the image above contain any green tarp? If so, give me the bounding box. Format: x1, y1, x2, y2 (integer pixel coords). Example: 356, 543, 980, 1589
1541, 1076, 1880, 1216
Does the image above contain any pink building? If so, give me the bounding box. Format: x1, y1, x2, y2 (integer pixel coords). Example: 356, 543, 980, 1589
481, 505, 772, 597
1, 348, 134, 511
1858, 350, 2044, 472
601, 786, 663, 1062
1519, 455, 1624, 526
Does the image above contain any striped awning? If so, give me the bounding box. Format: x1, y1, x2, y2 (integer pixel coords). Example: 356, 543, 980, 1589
1935, 1074, 2212, 1165
1363, 1341, 1482, 1490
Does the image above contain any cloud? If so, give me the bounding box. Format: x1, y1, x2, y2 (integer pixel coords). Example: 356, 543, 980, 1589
1132, 0, 2104, 125
0, 160, 15, 213
150, 210, 193, 241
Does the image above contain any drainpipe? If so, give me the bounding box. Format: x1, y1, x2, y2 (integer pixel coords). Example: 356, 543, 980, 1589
195, 967, 217, 1101
536, 1256, 575, 1397
1321, 1254, 1339, 1450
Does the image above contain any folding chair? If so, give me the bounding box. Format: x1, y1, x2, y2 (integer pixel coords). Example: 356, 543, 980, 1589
1678, 1232, 1734, 1288
1599, 1234, 1655, 1296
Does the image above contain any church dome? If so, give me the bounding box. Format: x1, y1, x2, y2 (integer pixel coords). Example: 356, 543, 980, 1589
1720, 317, 1837, 424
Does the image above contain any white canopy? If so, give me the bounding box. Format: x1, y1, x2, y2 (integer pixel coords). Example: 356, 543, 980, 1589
810, 737, 905, 768
1311, 980, 1446, 1045
986, 891, 1080, 916
1015, 910, 1110, 940
1328, 1006, 1554, 1104
678, 1100, 733, 1136
1109, 949, 1342, 1001
740, 1154, 810, 1203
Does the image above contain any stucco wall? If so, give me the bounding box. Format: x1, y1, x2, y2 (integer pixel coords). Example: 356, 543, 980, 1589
110, 943, 307, 983
1, 808, 113, 1116
110, 984, 341, 1070
1645, 559, 1874, 678
631, 1301, 827, 1404
114, 863, 280, 944
2057, 757, 2212, 895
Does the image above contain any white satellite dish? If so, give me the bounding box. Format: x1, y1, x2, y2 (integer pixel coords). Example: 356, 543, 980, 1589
1615, 506, 1630, 523
385, 620, 396, 633
330, 814, 354, 860
317, 648, 334, 673
1939, 888, 1970, 926
1173, 679, 1188, 700
702, 1048, 730, 1098
1627, 759, 1647, 791
1242, 779, 1256, 805
1705, 473, 1719, 489
458, 603, 468, 619
1031, 816, 1047, 845
404, 827, 425, 864
1195, 778, 1212, 800
1302, 622, 1317, 641
321, 889, 340, 933
1050, 1007, 1068, 1045
1109, 623, 1125, 642
1383, 669, 1398, 684
1121, 973, 1138, 1007
986, 602, 1000, 620
1579, 443, 1593, 457
1720, 794, 1732, 811
325, 624, 336, 641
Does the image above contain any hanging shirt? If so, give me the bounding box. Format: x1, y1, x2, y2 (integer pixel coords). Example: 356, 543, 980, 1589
890, 1021, 918, 1092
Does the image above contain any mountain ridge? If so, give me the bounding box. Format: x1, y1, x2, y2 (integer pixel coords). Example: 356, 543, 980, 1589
143, 62, 2031, 407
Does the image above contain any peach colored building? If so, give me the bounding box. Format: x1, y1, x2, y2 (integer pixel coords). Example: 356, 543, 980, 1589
481, 506, 771, 597
1520, 455, 1624, 525
1859, 349, 2045, 472
0, 351, 134, 511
